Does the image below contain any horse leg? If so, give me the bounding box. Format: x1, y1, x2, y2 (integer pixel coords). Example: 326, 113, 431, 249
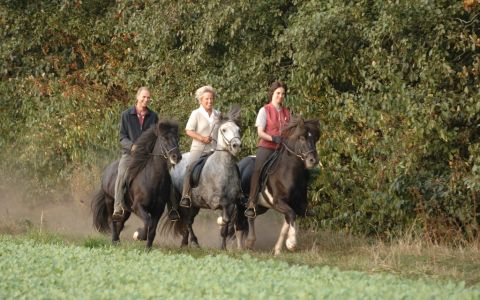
146, 212, 162, 248
180, 228, 189, 247
187, 208, 200, 247
220, 224, 228, 250
235, 228, 245, 250
133, 204, 153, 247
218, 202, 235, 250
187, 223, 199, 247
274, 220, 290, 255
245, 218, 256, 250
272, 200, 297, 255
111, 211, 131, 243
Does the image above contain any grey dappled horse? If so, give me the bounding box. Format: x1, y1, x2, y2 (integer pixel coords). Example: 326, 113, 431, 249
92, 120, 181, 248
236, 118, 320, 255
164, 106, 242, 250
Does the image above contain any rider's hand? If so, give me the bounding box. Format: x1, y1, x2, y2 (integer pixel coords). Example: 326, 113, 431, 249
271, 135, 282, 144
131, 144, 138, 153
202, 136, 212, 144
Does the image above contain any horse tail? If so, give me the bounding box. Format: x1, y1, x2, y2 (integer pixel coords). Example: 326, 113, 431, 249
159, 212, 186, 238
91, 189, 110, 233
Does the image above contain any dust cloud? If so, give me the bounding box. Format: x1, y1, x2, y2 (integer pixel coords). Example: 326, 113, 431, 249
0, 176, 283, 251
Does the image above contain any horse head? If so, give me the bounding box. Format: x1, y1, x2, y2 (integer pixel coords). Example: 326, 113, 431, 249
216, 104, 242, 156
155, 120, 182, 165
281, 117, 320, 169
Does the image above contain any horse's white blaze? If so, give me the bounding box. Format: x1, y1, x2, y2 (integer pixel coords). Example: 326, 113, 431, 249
286, 223, 297, 251
133, 231, 139, 240
274, 221, 290, 255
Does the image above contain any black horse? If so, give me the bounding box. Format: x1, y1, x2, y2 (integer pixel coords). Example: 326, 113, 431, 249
92, 120, 181, 248
235, 117, 320, 254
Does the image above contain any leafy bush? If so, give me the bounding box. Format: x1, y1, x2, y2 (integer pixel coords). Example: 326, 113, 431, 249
1, 1, 479, 239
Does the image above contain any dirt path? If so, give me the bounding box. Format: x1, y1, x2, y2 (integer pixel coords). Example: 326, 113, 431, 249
0, 181, 283, 250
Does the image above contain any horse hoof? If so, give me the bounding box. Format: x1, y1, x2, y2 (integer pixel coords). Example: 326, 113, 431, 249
133, 231, 139, 240
245, 240, 255, 250
286, 238, 297, 251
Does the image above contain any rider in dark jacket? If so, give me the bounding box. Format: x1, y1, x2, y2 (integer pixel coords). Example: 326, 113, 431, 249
112, 87, 180, 221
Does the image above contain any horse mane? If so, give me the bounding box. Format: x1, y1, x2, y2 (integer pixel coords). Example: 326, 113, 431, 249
127, 120, 178, 181
281, 117, 320, 139
227, 104, 241, 125
127, 125, 158, 181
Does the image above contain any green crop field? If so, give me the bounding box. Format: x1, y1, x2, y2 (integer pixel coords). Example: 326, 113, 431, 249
1, 235, 479, 300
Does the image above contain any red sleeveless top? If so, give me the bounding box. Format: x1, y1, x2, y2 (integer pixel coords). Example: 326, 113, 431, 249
258, 103, 291, 150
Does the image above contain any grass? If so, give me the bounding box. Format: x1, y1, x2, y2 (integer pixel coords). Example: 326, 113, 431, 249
2, 223, 479, 287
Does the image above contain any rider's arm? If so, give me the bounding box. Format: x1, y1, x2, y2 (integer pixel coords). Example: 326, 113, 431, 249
185, 110, 212, 144
186, 130, 211, 144
257, 126, 275, 142
256, 107, 275, 142
119, 111, 134, 153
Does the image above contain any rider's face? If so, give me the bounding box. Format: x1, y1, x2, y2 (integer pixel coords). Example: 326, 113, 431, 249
136, 90, 151, 110
200, 92, 215, 113
271, 87, 285, 107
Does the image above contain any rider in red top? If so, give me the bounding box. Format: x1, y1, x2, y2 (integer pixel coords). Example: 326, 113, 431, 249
244, 81, 291, 218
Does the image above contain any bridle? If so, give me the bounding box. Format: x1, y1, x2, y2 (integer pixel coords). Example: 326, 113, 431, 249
281, 137, 316, 162
216, 121, 241, 154
149, 131, 179, 160
150, 143, 178, 159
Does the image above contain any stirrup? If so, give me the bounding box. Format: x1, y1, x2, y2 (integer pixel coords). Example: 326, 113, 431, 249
179, 196, 192, 208
169, 209, 180, 222
244, 206, 256, 219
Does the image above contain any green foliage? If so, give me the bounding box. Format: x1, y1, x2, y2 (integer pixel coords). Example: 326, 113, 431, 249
1, 0, 479, 239
1, 235, 479, 299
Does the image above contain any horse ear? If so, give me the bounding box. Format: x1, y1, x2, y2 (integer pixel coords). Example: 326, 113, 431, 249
228, 104, 241, 124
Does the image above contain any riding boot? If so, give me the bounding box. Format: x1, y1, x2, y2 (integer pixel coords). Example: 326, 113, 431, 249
113, 154, 129, 221
180, 167, 193, 208
168, 209, 180, 221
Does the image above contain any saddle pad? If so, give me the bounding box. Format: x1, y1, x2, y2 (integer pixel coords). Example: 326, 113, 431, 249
190, 152, 214, 188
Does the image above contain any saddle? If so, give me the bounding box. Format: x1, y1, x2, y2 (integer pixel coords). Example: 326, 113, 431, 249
190, 152, 214, 188
256, 150, 281, 198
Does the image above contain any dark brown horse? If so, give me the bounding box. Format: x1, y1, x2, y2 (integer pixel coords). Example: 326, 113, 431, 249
235, 117, 320, 254
92, 120, 181, 248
